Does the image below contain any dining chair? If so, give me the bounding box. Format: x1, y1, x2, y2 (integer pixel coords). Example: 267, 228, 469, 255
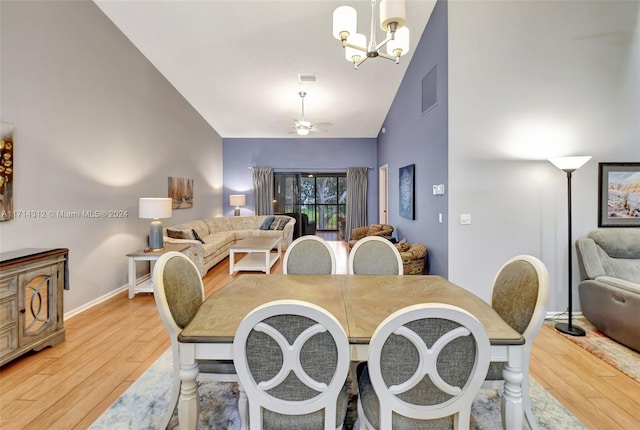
356, 303, 490, 430
482, 254, 550, 430
152, 251, 247, 429
348, 236, 403, 275
232, 299, 351, 430
283, 235, 337, 274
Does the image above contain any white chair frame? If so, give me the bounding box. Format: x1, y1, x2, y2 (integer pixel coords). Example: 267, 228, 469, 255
348, 235, 403, 275
283, 235, 337, 274
153, 251, 247, 429
483, 254, 550, 430
359, 303, 491, 430
233, 299, 350, 430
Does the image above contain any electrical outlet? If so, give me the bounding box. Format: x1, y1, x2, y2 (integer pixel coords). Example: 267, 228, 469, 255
432, 184, 445, 195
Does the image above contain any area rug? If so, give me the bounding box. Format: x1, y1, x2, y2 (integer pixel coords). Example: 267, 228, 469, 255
90, 349, 585, 430
545, 316, 640, 383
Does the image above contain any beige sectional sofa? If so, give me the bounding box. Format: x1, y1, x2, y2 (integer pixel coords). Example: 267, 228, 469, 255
163, 215, 295, 276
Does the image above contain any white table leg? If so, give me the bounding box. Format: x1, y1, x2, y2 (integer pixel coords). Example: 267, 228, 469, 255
178, 343, 200, 430
501, 344, 525, 430
128, 256, 136, 299
229, 249, 235, 275
265, 250, 270, 274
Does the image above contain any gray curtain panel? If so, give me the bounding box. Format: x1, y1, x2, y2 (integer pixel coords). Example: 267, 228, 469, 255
252, 167, 274, 215
345, 167, 368, 241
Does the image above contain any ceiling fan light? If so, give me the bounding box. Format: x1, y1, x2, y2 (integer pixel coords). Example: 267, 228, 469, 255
345, 33, 366, 62
380, 0, 406, 32
333, 6, 357, 41
387, 26, 410, 57
297, 127, 310, 136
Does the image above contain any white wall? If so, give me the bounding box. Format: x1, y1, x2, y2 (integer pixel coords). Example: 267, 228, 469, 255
448, 0, 640, 310
0, 1, 223, 314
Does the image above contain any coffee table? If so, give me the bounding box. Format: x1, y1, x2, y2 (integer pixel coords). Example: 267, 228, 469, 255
229, 237, 282, 275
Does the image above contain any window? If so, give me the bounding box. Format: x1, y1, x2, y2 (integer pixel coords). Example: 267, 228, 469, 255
273, 173, 346, 231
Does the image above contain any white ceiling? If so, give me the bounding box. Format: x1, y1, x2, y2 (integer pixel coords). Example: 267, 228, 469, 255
94, 0, 435, 138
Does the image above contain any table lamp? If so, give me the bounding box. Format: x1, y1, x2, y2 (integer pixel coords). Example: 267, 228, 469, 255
139, 197, 172, 250
230, 194, 246, 216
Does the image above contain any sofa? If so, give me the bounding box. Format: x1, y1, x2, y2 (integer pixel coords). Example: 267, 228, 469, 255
575, 228, 640, 352
163, 215, 295, 277
347, 224, 395, 249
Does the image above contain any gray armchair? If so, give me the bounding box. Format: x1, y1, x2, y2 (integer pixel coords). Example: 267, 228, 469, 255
576, 229, 640, 352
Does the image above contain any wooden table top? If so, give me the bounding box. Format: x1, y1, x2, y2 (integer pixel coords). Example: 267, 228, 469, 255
179, 274, 523, 346
126, 243, 189, 257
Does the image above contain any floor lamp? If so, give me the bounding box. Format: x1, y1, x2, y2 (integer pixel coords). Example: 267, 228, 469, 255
549, 156, 591, 336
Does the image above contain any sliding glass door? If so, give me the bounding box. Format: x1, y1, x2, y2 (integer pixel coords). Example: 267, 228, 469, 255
273, 172, 346, 231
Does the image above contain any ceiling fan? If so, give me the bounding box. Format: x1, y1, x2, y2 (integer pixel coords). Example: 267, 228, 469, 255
291, 91, 330, 136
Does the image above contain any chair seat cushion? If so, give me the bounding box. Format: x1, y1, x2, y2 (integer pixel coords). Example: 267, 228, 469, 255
261, 380, 349, 430
357, 363, 453, 430
199, 359, 236, 375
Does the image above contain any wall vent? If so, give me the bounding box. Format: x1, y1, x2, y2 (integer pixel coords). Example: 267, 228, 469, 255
422, 65, 437, 113
298, 74, 317, 83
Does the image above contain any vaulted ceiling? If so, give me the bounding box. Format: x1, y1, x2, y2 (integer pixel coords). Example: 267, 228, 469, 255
94, 0, 435, 138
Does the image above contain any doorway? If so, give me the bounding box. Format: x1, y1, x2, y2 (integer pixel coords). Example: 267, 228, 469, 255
379, 164, 388, 224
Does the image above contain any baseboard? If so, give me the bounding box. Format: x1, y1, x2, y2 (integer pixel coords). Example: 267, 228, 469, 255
545, 311, 584, 320
64, 274, 151, 320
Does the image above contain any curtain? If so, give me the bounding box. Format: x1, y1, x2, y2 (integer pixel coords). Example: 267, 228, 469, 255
345, 167, 368, 241
252, 167, 273, 215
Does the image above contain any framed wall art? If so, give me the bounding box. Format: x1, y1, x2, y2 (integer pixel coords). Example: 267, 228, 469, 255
598, 162, 640, 227
0, 122, 14, 222
399, 164, 415, 220
168, 176, 193, 209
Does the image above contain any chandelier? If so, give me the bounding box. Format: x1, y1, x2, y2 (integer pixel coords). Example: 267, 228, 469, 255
332, 0, 410, 69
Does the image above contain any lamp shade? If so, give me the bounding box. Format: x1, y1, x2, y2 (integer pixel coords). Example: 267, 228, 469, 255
548, 156, 591, 172
387, 26, 410, 57
380, 0, 406, 31
229, 194, 246, 207
139, 198, 172, 219
333, 6, 357, 40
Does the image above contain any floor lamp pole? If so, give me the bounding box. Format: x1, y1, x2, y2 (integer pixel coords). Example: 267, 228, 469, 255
555, 169, 586, 336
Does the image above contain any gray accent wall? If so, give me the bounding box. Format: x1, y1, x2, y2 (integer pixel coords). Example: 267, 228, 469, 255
377, 0, 449, 278
223, 138, 378, 220
0, 0, 224, 314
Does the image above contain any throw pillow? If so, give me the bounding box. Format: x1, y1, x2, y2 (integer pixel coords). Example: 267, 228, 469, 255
269, 216, 282, 230
191, 229, 205, 244
167, 229, 194, 240
260, 216, 275, 230
275, 217, 288, 230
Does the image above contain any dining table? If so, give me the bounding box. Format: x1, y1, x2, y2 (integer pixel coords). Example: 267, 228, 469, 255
177, 274, 527, 430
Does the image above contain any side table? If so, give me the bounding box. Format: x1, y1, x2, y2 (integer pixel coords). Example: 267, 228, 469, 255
126, 244, 189, 299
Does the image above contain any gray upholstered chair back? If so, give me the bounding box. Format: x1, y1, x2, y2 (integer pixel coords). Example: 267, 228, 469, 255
161, 253, 204, 329
491, 259, 540, 335
283, 235, 336, 275
484, 255, 549, 430
357, 303, 490, 429
349, 236, 403, 275
233, 300, 350, 430
577, 229, 640, 284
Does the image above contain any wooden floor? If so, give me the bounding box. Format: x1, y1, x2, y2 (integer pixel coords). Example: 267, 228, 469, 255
1, 236, 638, 429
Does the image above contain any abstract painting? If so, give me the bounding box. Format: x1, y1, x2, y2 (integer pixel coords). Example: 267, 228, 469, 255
399, 164, 415, 220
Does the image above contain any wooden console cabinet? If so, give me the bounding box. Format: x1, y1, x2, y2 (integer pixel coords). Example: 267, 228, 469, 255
0, 248, 68, 366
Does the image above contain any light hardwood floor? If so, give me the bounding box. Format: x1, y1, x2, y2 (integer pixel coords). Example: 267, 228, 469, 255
0, 237, 638, 429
